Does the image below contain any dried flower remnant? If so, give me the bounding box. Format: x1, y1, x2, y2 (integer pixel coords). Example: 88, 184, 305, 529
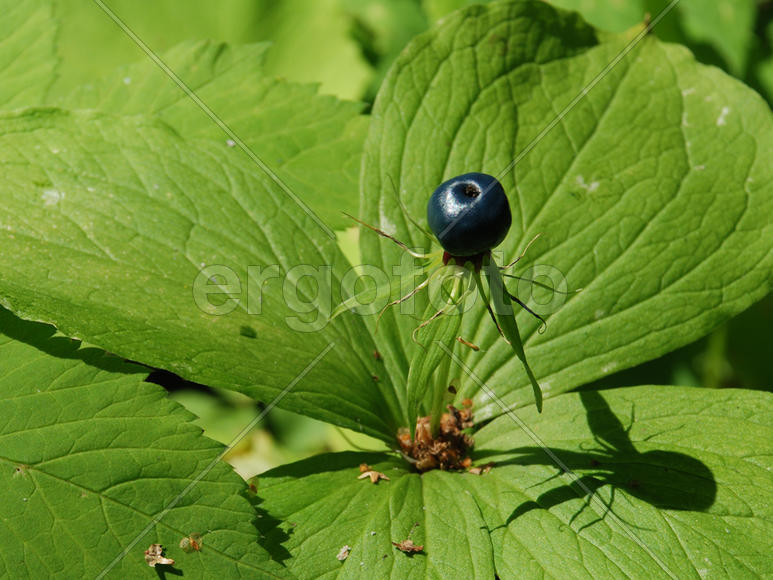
336, 545, 352, 561
456, 336, 480, 351
144, 544, 174, 567
180, 532, 203, 553
468, 462, 494, 475
358, 463, 390, 484
398, 401, 474, 472
392, 523, 423, 554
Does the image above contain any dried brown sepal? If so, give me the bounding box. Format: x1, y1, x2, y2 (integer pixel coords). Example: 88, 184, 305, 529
468, 462, 495, 475
392, 539, 424, 553
456, 336, 480, 351
393, 523, 423, 553
397, 402, 474, 473
358, 463, 390, 484
144, 544, 174, 567
397, 428, 413, 455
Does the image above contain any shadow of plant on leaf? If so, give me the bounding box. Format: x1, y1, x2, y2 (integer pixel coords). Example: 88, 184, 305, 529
475, 390, 717, 530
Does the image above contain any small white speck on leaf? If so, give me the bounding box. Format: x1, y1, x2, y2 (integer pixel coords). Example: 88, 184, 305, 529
602, 362, 617, 374
594, 309, 606, 320
681, 87, 695, 96
41, 189, 64, 207
379, 214, 397, 236
123, 76, 132, 85
717, 107, 730, 126
575, 175, 599, 193
226, 139, 236, 147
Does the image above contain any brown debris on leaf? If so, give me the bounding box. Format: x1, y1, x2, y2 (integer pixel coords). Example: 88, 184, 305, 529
398, 401, 474, 472
144, 544, 174, 567
179, 532, 203, 553
468, 461, 495, 475
392, 523, 423, 554
336, 544, 352, 561
358, 463, 390, 483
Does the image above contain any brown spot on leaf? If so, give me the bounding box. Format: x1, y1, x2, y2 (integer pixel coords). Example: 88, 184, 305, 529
179, 533, 203, 553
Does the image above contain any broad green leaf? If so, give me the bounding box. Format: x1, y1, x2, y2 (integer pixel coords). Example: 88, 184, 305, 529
0, 0, 58, 108
554, 0, 757, 77
255, 386, 773, 577
0, 307, 288, 578
49, 0, 263, 96
0, 108, 403, 440
425, 0, 757, 77
360, 0, 773, 421
471, 386, 773, 578
250, 0, 373, 100
255, 452, 495, 579
56, 41, 367, 230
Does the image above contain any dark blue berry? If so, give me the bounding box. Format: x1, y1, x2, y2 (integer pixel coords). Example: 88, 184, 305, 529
426, 172, 512, 257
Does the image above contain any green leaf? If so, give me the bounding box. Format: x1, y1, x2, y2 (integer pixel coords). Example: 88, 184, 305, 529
0, 307, 288, 577
250, 0, 373, 100
406, 265, 471, 422
0, 0, 58, 108
255, 452, 495, 579
255, 386, 773, 577
470, 386, 773, 578
0, 108, 402, 440
49, 0, 264, 96
425, 0, 757, 77
481, 256, 542, 412
56, 40, 367, 230
360, 0, 773, 420
548, 0, 757, 77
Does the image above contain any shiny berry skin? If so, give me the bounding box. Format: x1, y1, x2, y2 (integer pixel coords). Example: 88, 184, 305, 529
426, 172, 512, 257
